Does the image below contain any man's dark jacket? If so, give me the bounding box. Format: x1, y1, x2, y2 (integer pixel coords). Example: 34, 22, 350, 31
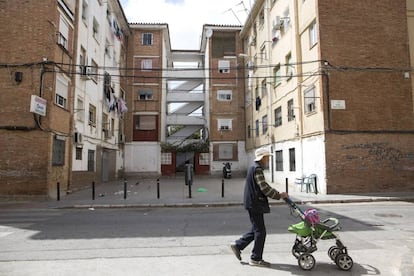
243, 162, 270, 213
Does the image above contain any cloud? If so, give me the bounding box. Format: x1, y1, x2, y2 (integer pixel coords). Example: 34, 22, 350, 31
121, 0, 249, 49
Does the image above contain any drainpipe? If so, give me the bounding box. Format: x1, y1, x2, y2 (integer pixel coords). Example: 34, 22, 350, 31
265, 0, 275, 183
293, 0, 304, 177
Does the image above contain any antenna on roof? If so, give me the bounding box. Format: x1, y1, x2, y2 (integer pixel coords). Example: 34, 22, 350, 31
223, 8, 242, 25
236, 1, 249, 16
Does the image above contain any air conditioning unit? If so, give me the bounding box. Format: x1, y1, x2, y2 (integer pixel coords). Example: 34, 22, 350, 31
80, 66, 92, 80
272, 30, 281, 43
74, 132, 83, 145
273, 16, 283, 30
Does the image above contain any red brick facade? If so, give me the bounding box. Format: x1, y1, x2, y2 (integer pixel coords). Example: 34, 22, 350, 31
318, 0, 414, 193
0, 0, 74, 196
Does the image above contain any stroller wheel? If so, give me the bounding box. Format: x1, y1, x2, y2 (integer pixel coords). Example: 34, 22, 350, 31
291, 248, 300, 259
328, 246, 340, 261
335, 253, 353, 271
298, 253, 316, 270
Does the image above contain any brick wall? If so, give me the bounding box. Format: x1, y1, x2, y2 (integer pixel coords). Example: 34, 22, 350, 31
0, 0, 73, 197
318, 0, 413, 132
125, 26, 164, 143
325, 133, 414, 193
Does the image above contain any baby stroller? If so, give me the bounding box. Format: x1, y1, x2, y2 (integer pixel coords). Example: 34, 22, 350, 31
284, 197, 353, 271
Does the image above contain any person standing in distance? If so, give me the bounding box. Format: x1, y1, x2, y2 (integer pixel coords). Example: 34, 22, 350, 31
230, 147, 288, 267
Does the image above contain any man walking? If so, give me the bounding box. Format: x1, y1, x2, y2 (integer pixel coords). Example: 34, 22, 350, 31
231, 147, 288, 267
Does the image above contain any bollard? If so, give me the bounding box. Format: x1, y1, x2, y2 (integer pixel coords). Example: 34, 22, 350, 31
92, 181, 95, 200
222, 178, 224, 198
57, 182, 60, 201
314, 177, 318, 194
124, 179, 127, 199
285, 178, 289, 194
157, 178, 160, 199
188, 179, 192, 198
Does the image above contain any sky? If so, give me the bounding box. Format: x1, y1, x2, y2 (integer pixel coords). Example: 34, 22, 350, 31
120, 0, 251, 50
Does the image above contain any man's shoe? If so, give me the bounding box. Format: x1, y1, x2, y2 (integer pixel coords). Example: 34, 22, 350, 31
249, 259, 271, 267
230, 244, 241, 261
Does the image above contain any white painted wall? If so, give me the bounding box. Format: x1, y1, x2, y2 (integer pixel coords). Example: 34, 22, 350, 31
124, 143, 160, 174
210, 141, 248, 175
271, 134, 326, 194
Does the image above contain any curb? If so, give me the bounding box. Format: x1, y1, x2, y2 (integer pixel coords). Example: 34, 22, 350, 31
50, 196, 414, 209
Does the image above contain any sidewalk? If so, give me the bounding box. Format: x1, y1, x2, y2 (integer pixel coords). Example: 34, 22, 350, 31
5, 175, 412, 209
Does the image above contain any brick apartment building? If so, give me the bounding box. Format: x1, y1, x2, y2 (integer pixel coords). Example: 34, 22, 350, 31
0, 0, 128, 197
241, 0, 414, 193
124, 23, 246, 177
0, 0, 76, 197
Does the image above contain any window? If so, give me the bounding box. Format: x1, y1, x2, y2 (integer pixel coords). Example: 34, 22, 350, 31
161, 152, 172, 165
199, 153, 210, 165
219, 144, 233, 160
82, 0, 88, 22
55, 74, 68, 109
75, 147, 82, 160
89, 104, 96, 126
304, 86, 316, 113
106, 8, 111, 25
218, 119, 232, 131
246, 91, 252, 107
283, 8, 290, 31
285, 53, 293, 79
141, 59, 152, 71
105, 40, 111, 58
259, 46, 266, 63
289, 148, 296, 171
142, 33, 153, 45
273, 64, 281, 86
102, 113, 109, 139
275, 150, 283, 171
259, 9, 265, 26
79, 46, 87, 75
261, 79, 267, 98
287, 99, 295, 121
135, 115, 156, 130
309, 20, 318, 48
138, 89, 153, 100
217, 90, 232, 101
133, 115, 158, 141
247, 125, 251, 139
262, 115, 268, 134
274, 106, 282, 127
90, 59, 98, 81
77, 98, 84, 121
255, 120, 259, 137
52, 135, 65, 166
92, 17, 99, 41
218, 60, 230, 73
58, 15, 69, 50
87, 150, 95, 172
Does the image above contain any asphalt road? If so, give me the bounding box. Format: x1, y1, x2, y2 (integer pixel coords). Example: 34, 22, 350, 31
0, 202, 413, 275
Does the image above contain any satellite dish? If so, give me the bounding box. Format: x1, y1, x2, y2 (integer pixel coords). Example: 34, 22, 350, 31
205, 28, 213, 38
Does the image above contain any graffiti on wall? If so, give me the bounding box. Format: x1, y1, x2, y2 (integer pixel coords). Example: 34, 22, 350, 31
342, 142, 414, 170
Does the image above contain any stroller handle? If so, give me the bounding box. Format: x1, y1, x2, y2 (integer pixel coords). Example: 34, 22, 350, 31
284, 197, 305, 218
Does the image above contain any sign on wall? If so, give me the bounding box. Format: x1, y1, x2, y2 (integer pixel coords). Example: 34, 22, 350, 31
331, 100, 346, 110
30, 95, 47, 116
